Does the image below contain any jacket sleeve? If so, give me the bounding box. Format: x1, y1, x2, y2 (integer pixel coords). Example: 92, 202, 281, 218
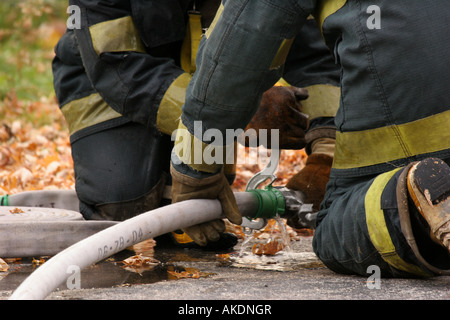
283, 18, 340, 154
283, 19, 340, 121
70, 0, 188, 132
172, 0, 314, 175
181, 0, 312, 139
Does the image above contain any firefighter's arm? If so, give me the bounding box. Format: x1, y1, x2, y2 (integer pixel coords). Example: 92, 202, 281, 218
71, 0, 187, 133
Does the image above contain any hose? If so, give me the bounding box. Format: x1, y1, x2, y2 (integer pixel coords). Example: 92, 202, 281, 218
9, 192, 263, 300
0, 205, 118, 258
0, 221, 118, 257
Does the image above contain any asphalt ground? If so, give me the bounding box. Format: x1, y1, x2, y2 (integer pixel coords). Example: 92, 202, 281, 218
1, 236, 448, 303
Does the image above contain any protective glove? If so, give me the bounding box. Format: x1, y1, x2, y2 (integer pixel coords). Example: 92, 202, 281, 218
285, 137, 335, 229
170, 164, 242, 246
244, 85, 309, 149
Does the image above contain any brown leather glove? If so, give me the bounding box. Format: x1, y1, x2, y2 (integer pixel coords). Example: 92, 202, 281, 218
244, 86, 309, 149
170, 165, 242, 246
285, 153, 333, 228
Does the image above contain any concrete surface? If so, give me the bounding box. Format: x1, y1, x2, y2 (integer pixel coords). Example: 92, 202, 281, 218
1, 236, 448, 302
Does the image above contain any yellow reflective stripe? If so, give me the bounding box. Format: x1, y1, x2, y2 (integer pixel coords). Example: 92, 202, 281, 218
61, 93, 122, 135
89, 16, 145, 55
275, 78, 290, 86
270, 38, 294, 70
314, 0, 347, 33
333, 110, 450, 169
301, 84, 340, 120
205, 3, 224, 39
173, 121, 223, 173
275, 81, 340, 119
181, 12, 203, 74
157, 73, 192, 135
365, 168, 430, 277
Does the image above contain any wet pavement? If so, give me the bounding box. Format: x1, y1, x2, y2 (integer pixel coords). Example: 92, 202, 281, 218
1, 235, 449, 301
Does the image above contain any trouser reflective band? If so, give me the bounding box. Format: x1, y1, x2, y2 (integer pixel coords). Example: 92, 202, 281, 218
61, 93, 122, 136
365, 168, 430, 277
89, 16, 146, 55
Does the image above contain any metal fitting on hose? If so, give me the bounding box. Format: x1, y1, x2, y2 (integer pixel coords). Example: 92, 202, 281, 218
278, 187, 316, 229
246, 184, 285, 219
243, 185, 316, 230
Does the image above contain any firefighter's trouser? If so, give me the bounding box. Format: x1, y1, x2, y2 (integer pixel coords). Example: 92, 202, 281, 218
72, 122, 172, 221
313, 159, 450, 278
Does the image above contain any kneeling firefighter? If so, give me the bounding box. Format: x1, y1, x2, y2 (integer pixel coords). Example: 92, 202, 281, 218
3, 0, 341, 250
170, 0, 450, 277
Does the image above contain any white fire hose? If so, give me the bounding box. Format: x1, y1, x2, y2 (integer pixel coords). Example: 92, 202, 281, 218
8, 192, 260, 300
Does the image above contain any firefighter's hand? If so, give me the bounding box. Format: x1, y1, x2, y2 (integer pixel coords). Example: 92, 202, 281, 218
170, 164, 242, 246
244, 86, 309, 149
285, 153, 333, 228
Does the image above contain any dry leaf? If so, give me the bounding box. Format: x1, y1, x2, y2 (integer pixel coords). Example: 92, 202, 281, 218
9, 207, 25, 214
131, 239, 156, 256
32, 257, 45, 268
0, 258, 9, 272
216, 253, 230, 260
252, 240, 285, 256
0, 97, 75, 195
232, 145, 306, 192
120, 254, 160, 274
167, 266, 214, 280
216, 254, 231, 265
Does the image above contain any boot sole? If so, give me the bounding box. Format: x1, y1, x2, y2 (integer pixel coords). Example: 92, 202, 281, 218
407, 158, 450, 250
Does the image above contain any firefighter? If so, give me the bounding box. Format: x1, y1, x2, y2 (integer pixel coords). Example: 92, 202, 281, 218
170, 0, 450, 276
2, 1, 340, 250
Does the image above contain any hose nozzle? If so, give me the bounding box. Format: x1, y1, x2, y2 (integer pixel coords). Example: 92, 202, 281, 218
242, 185, 316, 230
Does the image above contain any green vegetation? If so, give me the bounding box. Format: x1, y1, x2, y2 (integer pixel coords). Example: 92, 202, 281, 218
0, 0, 67, 102
0, 0, 67, 126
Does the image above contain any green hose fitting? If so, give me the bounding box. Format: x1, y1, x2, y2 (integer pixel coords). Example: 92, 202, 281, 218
246, 184, 285, 219
0, 195, 9, 206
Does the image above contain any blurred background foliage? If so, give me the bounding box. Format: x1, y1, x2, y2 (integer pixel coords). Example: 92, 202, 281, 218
0, 0, 67, 124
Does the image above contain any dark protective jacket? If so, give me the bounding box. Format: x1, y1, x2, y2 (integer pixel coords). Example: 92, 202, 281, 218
180, 0, 450, 178
53, 0, 192, 143
53, 0, 339, 144
176, 0, 450, 277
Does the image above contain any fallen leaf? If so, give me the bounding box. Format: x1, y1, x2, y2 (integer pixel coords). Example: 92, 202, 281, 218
131, 239, 156, 256
9, 207, 25, 214
32, 257, 45, 268
120, 254, 160, 274
0, 258, 9, 272
216, 253, 231, 265
252, 240, 285, 256
167, 266, 215, 280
